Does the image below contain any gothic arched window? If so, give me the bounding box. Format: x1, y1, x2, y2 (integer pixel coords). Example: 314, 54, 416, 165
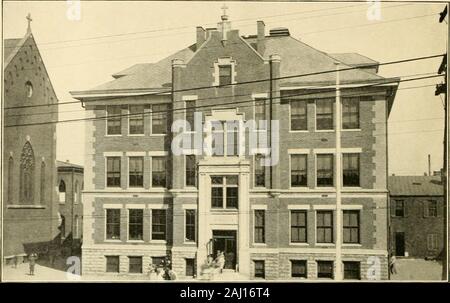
59, 180, 66, 204
20, 141, 35, 204
40, 161, 45, 204
8, 156, 14, 204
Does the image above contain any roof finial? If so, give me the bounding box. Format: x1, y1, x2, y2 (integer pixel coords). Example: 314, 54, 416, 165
221, 4, 229, 21
26, 13, 32, 34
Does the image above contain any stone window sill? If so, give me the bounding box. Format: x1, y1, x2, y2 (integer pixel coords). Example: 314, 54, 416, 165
7, 204, 46, 209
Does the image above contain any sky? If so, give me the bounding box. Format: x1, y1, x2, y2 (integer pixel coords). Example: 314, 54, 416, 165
3, 1, 448, 175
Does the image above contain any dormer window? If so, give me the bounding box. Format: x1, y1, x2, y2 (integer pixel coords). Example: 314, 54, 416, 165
213, 57, 236, 86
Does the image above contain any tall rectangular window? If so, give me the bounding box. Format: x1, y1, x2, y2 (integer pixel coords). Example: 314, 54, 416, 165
185, 101, 196, 130
107, 106, 122, 135
152, 104, 168, 134
128, 209, 143, 241
255, 99, 266, 129
427, 234, 438, 250
317, 261, 334, 279
129, 105, 144, 135
343, 154, 360, 187
317, 154, 333, 187
291, 260, 307, 278
342, 97, 360, 129
426, 200, 438, 217
343, 210, 360, 244
185, 258, 195, 277
106, 256, 120, 273
185, 155, 197, 187
316, 211, 333, 243
107, 157, 121, 187
394, 200, 405, 217
219, 65, 232, 85
185, 209, 196, 242
290, 100, 307, 131
128, 256, 142, 273
291, 210, 307, 243
254, 210, 265, 244
226, 122, 239, 156
291, 154, 307, 187
152, 209, 166, 240
129, 157, 143, 187
343, 261, 360, 280
316, 99, 334, 130
254, 260, 265, 278
211, 176, 238, 209
152, 157, 166, 187
106, 209, 121, 240
254, 154, 265, 187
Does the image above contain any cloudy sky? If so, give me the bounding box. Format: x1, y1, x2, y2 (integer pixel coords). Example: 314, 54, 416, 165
3, 1, 447, 175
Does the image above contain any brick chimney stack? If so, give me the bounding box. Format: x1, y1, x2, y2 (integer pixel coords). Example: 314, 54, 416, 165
196, 26, 206, 50
257, 21, 266, 56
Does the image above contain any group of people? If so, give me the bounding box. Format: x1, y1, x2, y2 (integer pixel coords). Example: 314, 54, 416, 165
206, 250, 226, 273
147, 260, 177, 280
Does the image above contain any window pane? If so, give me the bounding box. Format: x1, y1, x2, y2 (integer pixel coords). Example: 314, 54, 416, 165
211, 187, 223, 208
185, 210, 196, 242
129, 157, 143, 187
255, 154, 265, 187
344, 261, 360, 280
343, 154, 360, 187
107, 106, 122, 135
226, 187, 238, 209
291, 154, 307, 187
129, 209, 143, 240
106, 256, 120, 273
129, 105, 144, 134
291, 211, 307, 243
255, 99, 266, 129
317, 154, 333, 187
290, 100, 307, 131
343, 210, 360, 244
106, 209, 121, 240
317, 261, 334, 279
254, 260, 265, 278
152, 157, 166, 187
342, 98, 360, 129
152, 209, 166, 240
185, 155, 197, 187
317, 211, 333, 243
219, 65, 232, 85
185, 101, 196, 130
254, 210, 265, 243
128, 256, 142, 273
107, 157, 121, 187
291, 260, 307, 278
152, 104, 168, 134
316, 99, 334, 130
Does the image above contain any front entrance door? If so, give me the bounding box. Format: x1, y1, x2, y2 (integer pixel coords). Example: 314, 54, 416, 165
395, 232, 405, 256
212, 230, 237, 270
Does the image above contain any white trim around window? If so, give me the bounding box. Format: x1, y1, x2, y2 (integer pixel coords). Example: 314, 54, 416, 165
289, 152, 309, 190
288, 99, 309, 133
105, 105, 122, 137
252, 208, 267, 246
314, 209, 336, 247
149, 207, 168, 244
126, 208, 145, 243
288, 208, 309, 246
127, 105, 145, 137
104, 208, 122, 243
183, 208, 197, 245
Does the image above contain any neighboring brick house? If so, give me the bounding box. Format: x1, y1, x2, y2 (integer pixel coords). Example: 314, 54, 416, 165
388, 176, 445, 259
2, 18, 59, 263
71, 12, 398, 280
57, 160, 84, 254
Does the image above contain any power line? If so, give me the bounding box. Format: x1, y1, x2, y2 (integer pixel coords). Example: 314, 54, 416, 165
4, 53, 445, 111
4, 74, 444, 128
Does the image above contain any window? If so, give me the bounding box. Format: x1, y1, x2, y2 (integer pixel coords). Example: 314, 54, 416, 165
219, 65, 232, 86
60, 215, 66, 237
59, 180, 66, 203
291, 210, 307, 243
394, 200, 405, 217
152, 104, 168, 134
20, 141, 35, 204
129, 105, 144, 135
254, 260, 265, 278
106, 256, 120, 273
254, 210, 265, 244
425, 200, 438, 217
291, 154, 307, 187
254, 154, 265, 187
185, 155, 197, 187
317, 261, 334, 279
40, 161, 45, 204
185, 101, 196, 130
343, 210, 360, 244
290, 100, 307, 131
316, 211, 333, 243
291, 260, 307, 278
255, 99, 266, 129
107, 106, 122, 135
185, 258, 195, 277
8, 157, 13, 204
316, 99, 334, 130
106, 209, 121, 240
152, 157, 166, 187
25, 81, 33, 98
152, 209, 166, 240
185, 210, 196, 242
74, 181, 78, 204
129, 157, 144, 187
226, 122, 239, 156
74, 215, 80, 239
128, 256, 142, 273
343, 261, 360, 280
317, 154, 333, 187
427, 234, 439, 251
342, 97, 360, 129
107, 157, 121, 187
128, 209, 143, 240
343, 154, 360, 187
211, 176, 239, 209
211, 121, 239, 156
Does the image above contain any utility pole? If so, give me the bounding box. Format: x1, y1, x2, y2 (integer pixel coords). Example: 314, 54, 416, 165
334, 62, 343, 281
436, 4, 448, 280
428, 154, 431, 176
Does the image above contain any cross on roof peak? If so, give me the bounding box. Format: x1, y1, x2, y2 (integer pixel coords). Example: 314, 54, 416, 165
26, 13, 32, 33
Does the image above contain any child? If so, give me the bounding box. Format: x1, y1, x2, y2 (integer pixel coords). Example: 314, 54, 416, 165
29, 253, 38, 276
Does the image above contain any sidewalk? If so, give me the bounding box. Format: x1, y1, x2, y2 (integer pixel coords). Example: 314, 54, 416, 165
2, 263, 81, 282
389, 258, 444, 281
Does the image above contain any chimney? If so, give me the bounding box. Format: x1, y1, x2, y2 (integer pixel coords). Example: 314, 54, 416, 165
205, 27, 217, 40
257, 21, 265, 55
196, 26, 206, 50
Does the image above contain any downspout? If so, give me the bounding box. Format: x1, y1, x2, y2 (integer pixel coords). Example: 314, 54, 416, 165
269, 59, 273, 189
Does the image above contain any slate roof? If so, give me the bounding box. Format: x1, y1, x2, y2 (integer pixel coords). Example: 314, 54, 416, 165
328, 53, 379, 66
4, 38, 22, 63
76, 31, 395, 95
388, 176, 443, 196
57, 160, 84, 170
